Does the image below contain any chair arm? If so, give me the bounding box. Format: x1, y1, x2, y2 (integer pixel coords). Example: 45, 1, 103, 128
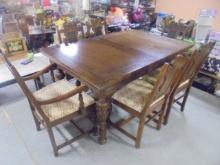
37, 85, 88, 105
23, 63, 57, 81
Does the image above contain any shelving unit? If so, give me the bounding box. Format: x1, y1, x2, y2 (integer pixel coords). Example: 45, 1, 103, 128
193, 33, 220, 94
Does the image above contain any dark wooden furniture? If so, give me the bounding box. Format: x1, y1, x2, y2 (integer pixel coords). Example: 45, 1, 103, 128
164, 42, 215, 123
28, 26, 55, 50
23, 15, 34, 26
143, 42, 215, 124
57, 22, 81, 44
3, 55, 95, 157
111, 55, 189, 148
165, 20, 196, 40
87, 18, 107, 37
40, 30, 192, 144
56, 21, 85, 81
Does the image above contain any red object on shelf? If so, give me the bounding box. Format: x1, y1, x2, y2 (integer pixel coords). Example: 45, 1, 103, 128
43, 0, 50, 6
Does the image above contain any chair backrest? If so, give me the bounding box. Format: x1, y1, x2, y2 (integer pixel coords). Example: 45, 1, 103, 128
18, 18, 29, 36
90, 18, 106, 37
166, 22, 180, 39
182, 42, 215, 82
2, 54, 38, 107
185, 20, 196, 38
142, 55, 189, 114
57, 21, 79, 44
23, 15, 34, 26
177, 19, 196, 39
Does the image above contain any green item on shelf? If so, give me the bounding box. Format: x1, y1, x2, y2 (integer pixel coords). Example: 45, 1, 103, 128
183, 38, 196, 55
27, 52, 34, 60
183, 38, 196, 44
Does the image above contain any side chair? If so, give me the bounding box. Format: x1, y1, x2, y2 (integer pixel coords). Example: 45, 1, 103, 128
86, 18, 107, 38
110, 55, 189, 148
56, 21, 82, 83
142, 42, 215, 124
57, 21, 79, 44
164, 42, 215, 124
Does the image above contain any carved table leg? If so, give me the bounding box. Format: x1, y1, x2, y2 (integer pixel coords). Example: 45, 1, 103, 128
96, 99, 111, 145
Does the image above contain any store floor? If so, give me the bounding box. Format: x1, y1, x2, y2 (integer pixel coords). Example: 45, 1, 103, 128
0, 81, 220, 165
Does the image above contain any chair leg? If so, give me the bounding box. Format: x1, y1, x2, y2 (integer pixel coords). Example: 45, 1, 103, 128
34, 79, 39, 90
88, 107, 98, 136
164, 93, 174, 125
180, 86, 191, 112
47, 126, 58, 157
107, 103, 113, 128
28, 100, 41, 131
50, 70, 56, 82
135, 117, 146, 148
157, 101, 167, 130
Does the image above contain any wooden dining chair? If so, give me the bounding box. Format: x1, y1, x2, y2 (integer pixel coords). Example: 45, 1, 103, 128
57, 21, 80, 44
142, 42, 215, 125
165, 22, 187, 40
18, 18, 29, 36
110, 55, 188, 148
3, 55, 95, 157
163, 42, 215, 124
23, 15, 35, 26
86, 18, 106, 38
56, 21, 82, 81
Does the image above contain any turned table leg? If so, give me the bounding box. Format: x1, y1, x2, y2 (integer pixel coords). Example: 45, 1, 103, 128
96, 99, 111, 144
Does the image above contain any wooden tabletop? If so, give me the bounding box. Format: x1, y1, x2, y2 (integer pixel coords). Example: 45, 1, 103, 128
41, 30, 192, 94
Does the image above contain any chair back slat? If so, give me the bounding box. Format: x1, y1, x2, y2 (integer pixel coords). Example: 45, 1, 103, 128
143, 55, 189, 114
182, 42, 215, 82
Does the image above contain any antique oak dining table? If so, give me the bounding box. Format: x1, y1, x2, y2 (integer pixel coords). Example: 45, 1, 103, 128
40, 30, 192, 145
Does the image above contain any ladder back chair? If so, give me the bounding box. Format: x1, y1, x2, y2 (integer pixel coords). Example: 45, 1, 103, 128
56, 21, 84, 81
142, 42, 215, 124
111, 55, 188, 148
57, 21, 82, 44
164, 42, 215, 124
3, 54, 95, 157
87, 18, 106, 38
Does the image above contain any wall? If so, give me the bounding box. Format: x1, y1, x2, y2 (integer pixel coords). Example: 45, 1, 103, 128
156, 0, 220, 31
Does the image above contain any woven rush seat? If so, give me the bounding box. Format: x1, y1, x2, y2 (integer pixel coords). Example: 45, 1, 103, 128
112, 79, 154, 112
142, 69, 160, 85
141, 43, 215, 125
110, 55, 189, 148
34, 79, 94, 121
143, 70, 191, 91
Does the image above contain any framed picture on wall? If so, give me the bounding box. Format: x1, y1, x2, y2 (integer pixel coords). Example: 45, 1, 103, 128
5, 39, 25, 53
1, 33, 28, 56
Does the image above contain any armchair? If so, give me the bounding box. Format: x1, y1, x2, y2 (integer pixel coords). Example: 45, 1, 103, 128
3, 54, 95, 157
